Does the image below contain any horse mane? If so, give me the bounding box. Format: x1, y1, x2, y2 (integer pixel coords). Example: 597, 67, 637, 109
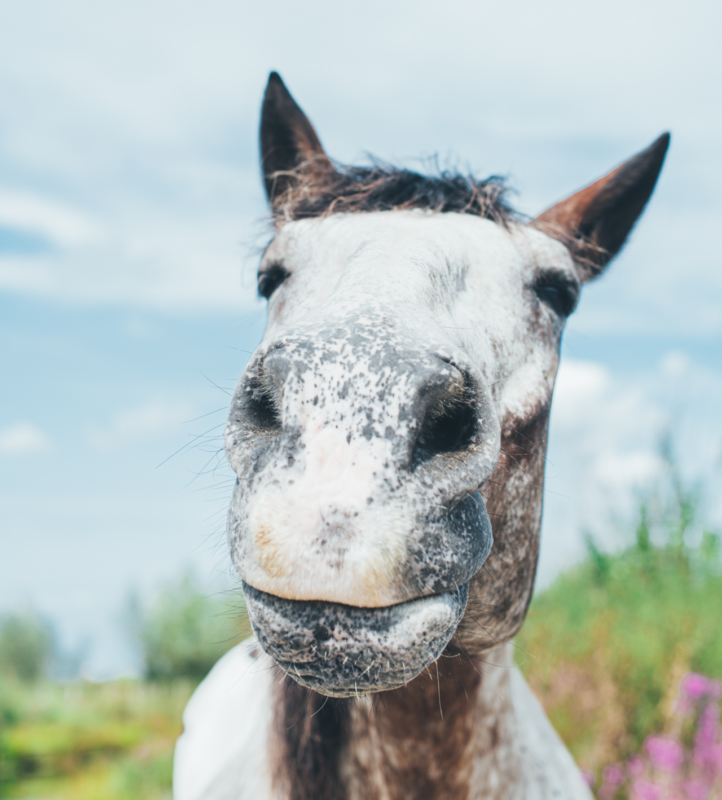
268, 157, 516, 226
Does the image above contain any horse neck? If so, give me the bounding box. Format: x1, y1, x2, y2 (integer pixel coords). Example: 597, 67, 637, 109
271, 645, 523, 800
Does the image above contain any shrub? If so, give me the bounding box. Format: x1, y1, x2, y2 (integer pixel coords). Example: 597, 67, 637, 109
132, 574, 248, 682
0, 612, 53, 683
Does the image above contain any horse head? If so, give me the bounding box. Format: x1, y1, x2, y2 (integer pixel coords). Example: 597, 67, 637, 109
225, 73, 668, 698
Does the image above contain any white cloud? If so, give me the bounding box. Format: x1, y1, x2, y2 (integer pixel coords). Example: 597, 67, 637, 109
0, 239, 259, 311
0, 191, 100, 247
592, 450, 663, 490
537, 352, 722, 586
551, 361, 610, 427
89, 399, 196, 450
0, 423, 51, 455
0, 185, 268, 310
660, 349, 690, 380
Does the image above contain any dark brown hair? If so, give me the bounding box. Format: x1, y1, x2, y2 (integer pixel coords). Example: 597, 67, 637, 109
268, 156, 516, 228
272, 670, 350, 800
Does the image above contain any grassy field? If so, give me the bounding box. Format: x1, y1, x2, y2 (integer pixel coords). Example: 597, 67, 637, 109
0, 573, 244, 799
0, 679, 194, 799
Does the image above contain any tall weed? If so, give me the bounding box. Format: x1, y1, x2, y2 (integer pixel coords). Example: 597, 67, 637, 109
517, 458, 722, 772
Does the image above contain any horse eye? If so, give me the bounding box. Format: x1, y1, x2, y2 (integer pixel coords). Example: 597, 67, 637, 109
535, 280, 576, 317
258, 264, 290, 299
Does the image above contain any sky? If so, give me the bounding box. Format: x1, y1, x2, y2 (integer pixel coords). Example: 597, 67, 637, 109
1, 0, 721, 678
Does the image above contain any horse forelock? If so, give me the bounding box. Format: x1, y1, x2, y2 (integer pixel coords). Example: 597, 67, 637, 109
267, 158, 516, 227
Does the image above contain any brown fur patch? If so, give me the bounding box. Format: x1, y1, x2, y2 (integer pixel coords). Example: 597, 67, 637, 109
456, 403, 551, 655
271, 668, 350, 800
343, 654, 484, 800
533, 133, 670, 281
269, 655, 497, 800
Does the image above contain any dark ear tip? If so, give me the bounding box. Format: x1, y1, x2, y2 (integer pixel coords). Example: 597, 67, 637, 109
655, 132, 671, 151
264, 72, 294, 109
648, 132, 671, 163
627, 133, 670, 179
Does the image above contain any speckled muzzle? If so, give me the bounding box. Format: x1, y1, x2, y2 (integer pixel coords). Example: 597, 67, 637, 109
225, 311, 500, 694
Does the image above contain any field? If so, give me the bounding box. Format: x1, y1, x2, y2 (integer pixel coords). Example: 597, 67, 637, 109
0, 679, 193, 799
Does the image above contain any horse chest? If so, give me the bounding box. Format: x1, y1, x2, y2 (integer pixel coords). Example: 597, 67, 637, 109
174, 642, 592, 800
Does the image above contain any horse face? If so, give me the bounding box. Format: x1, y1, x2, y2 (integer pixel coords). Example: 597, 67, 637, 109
225, 211, 575, 695
224, 73, 667, 697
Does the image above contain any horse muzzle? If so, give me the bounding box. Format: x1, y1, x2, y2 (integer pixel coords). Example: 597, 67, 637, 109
243, 581, 469, 696
226, 319, 500, 692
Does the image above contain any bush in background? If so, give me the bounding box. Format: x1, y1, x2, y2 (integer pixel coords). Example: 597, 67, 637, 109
0, 611, 53, 683
131, 574, 248, 682
1, 576, 249, 796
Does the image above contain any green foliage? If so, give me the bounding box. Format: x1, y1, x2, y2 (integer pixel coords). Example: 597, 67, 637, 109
0, 612, 53, 683
0, 678, 193, 798
108, 750, 174, 800
517, 461, 722, 773
0, 578, 250, 797
133, 574, 248, 682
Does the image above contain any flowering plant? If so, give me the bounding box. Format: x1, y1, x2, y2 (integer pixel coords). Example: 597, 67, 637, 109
585, 673, 722, 799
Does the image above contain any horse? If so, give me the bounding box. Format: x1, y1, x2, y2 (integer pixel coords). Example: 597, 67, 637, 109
173, 72, 669, 800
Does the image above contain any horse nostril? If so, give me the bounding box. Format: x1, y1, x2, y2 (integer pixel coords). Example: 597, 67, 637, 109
412, 396, 478, 468
244, 377, 281, 431
313, 624, 330, 642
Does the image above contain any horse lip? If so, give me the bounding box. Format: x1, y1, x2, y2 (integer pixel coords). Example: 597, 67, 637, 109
242, 581, 469, 697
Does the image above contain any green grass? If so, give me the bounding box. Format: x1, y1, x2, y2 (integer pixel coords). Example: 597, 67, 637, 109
0, 679, 194, 799
516, 504, 722, 773
0, 573, 249, 799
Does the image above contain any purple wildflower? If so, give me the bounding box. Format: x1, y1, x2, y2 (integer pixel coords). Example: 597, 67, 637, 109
692, 702, 720, 771
682, 674, 713, 701
712, 742, 722, 776
679, 674, 722, 714
683, 777, 709, 800
588, 672, 722, 799
631, 778, 663, 800
599, 763, 626, 800
603, 764, 626, 786
628, 755, 646, 778
645, 735, 685, 773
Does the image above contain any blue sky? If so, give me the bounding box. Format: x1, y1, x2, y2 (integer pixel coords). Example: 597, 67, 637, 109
1, 0, 721, 677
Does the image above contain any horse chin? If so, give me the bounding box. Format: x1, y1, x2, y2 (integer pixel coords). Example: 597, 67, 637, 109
242, 581, 469, 697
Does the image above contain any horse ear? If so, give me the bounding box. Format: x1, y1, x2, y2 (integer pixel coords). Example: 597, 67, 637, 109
533, 133, 670, 281
260, 72, 333, 206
